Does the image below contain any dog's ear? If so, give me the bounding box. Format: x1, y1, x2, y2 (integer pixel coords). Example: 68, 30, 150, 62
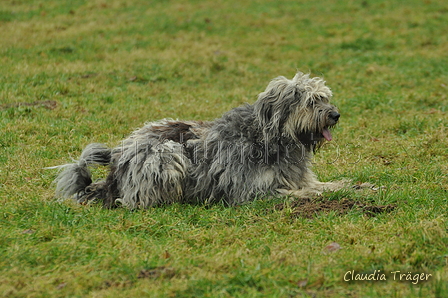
254, 76, 298, 143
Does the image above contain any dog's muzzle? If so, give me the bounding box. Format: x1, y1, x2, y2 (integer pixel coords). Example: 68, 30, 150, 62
322, 111, 340, 141
329, 111, 340, 122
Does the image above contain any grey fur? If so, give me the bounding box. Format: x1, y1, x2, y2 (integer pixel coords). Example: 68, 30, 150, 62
52, 72, 341, 208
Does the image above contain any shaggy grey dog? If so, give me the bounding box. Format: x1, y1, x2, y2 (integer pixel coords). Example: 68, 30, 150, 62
53, 72, 343, 208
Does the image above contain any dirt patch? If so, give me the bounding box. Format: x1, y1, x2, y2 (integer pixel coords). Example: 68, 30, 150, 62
274, 198, 396, 219
1, 100, 58, 110
137, 266, 176, 280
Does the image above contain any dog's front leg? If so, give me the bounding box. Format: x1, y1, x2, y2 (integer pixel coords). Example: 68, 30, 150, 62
277, 180, 350, 198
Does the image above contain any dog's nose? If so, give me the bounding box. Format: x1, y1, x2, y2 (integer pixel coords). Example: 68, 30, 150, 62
329, 111, 340, 121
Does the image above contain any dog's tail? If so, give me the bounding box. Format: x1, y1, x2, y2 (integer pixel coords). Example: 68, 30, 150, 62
49, 143, 112, 201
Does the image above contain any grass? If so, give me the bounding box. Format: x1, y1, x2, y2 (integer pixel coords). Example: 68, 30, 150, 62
0, 0, 447, 297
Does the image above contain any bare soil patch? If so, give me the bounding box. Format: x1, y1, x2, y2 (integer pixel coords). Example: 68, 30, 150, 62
1, 100, 58, 110
274, 198, 396, 219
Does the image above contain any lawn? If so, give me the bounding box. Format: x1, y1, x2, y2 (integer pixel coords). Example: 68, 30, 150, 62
0, 0, 447, 297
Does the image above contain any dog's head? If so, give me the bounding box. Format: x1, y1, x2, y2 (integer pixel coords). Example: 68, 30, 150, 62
254, 72, 339, 147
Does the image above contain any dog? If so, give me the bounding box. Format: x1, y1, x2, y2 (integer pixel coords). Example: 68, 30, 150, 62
52, 71, 344, 208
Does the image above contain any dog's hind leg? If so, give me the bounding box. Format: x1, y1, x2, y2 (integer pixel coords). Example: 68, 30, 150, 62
113, 140, 189, 209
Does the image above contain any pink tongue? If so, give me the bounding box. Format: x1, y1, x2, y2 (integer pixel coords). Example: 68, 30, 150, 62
322, 128, 332, 141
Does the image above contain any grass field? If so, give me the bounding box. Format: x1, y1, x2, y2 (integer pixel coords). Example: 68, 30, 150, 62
1, 0, 447, 297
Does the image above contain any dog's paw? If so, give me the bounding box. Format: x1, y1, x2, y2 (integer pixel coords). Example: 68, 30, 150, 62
352, 182, 384, 191
276, 188, 323, 198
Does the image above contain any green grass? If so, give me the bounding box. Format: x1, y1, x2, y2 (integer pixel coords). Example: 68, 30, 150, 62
1, 0, 447, 297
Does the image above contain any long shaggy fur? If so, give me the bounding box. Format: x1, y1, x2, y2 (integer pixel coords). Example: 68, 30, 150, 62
52, 72, 342, 209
